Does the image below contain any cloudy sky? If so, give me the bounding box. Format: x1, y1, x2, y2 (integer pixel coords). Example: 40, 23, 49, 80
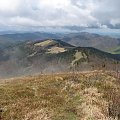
0, 0, 120, 31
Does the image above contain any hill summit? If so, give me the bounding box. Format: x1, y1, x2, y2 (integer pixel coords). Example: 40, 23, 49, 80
0, 39, 119, 78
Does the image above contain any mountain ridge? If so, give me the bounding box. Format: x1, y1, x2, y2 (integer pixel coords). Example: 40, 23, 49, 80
0, 39, 119, 78
0, 32, 120, 54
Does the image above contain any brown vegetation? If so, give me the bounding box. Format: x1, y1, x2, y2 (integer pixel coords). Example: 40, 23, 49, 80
0, 71, 120, 120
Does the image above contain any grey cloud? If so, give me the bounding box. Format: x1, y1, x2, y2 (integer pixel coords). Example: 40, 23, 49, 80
92, 0, 120, 26
0, 0, 120, 30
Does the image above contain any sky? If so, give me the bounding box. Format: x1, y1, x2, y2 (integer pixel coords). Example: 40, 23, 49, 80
0, 0, 120, 31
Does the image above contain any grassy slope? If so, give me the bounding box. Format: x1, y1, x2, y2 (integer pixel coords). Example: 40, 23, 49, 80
0, 71, 120, 120
107, 46, 120, 54
114, 48, 120, 54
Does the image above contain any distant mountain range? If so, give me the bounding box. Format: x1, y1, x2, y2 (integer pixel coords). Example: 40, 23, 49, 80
60, 32, 120, 54
0, 38, 119, 78
0, 32, 120, 54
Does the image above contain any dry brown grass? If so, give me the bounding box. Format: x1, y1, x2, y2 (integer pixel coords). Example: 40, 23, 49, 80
47, 47, 66, 54
34, 40, 54, 47
71, 50, 87, 66
0, 71, 119, 120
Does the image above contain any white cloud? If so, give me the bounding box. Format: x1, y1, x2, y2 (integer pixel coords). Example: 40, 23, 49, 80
0, 0, 119, 30
39, 0, 70, 8
110, 19, 120, 26
0, 0, 20, 11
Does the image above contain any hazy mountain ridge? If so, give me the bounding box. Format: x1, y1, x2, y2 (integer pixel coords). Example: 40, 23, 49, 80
0, 32, 120, 54
61, 32, 120, 53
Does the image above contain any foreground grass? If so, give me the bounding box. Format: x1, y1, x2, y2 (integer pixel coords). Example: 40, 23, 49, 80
0, 71, 120, 120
